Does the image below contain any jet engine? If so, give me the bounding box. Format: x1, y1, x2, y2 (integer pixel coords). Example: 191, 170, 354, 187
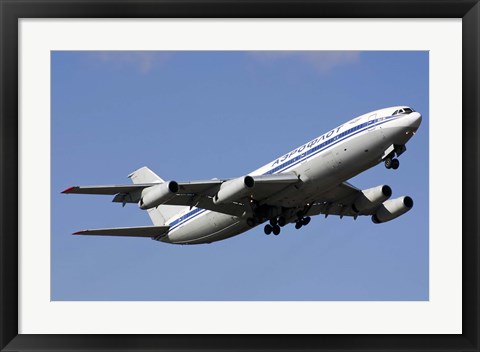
352, 185, 392, 213
371, 196, 413, 224
213, 176, 255, 204
139, 181, 179, 210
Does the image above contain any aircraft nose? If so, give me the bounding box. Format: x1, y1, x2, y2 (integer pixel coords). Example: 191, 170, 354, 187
409, 112, 422, 129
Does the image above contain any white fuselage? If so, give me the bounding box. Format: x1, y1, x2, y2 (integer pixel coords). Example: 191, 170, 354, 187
161, 106, 422, 244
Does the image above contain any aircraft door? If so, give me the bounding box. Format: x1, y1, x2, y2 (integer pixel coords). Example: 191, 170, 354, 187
368, 113, 377, 131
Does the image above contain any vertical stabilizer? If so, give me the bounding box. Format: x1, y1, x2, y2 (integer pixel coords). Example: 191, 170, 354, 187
129, 166, 188, 225
128, 166, 164, 184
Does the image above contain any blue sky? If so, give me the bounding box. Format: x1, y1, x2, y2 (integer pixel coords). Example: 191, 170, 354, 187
51, 51, 429, 301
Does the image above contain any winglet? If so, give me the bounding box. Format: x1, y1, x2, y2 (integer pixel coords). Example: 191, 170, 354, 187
62, 186, 77, 194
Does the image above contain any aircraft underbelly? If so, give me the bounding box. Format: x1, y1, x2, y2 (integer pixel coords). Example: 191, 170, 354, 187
163, 212, 247, 244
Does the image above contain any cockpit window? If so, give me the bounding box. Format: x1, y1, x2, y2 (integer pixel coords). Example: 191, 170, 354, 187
393, 107, 415, 116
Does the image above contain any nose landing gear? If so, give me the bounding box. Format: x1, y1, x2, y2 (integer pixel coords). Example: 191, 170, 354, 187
385, 157, 400, 170
384, 145, 405, 170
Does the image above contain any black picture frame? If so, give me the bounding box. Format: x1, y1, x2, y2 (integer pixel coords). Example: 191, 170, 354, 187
1, 1, 478, 351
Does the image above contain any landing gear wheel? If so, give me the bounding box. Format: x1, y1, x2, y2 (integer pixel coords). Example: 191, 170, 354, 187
391, 158, 400, 170
278, 216, 286, 227
272, 225, 281, 235
269, 218, 278, 226
302, 216, 311, 226
295, 222, 302, 230
384, 157, 392, 169
264, 224, 272, 235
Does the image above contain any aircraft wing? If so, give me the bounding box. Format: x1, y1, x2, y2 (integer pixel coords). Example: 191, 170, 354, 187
175, 173, 299, 198
62, 181, 224, 197
160, 173, 301, 217
62, 184, 157, 195
73, 225, 169, 238
306, 182, 385, 218
162, 173, 300, 216
63, 173, 300, 218
302, 182, 358, 217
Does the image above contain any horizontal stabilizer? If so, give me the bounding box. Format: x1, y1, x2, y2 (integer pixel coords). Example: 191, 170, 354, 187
73, 225, 169, 238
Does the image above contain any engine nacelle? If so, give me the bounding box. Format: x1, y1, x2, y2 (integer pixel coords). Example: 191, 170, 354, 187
213, 176, 255, 204
372, 196, 413, 224
352, 185, 392, 213
139, 181, 179, 210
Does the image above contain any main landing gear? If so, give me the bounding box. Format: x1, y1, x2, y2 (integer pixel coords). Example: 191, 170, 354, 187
263, 215, 312, 235
250, 201, 315, 236
264, 224, 280, 235
294, 216, 311, 229
264, 217, 281, 235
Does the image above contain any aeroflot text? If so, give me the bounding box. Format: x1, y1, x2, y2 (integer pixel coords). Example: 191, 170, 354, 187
271, 125, 344, 167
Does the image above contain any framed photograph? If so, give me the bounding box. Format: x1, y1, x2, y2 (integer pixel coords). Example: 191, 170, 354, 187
1, 1, 478, 351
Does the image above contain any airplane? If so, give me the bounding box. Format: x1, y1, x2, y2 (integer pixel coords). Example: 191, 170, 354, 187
63, 106, 422, 245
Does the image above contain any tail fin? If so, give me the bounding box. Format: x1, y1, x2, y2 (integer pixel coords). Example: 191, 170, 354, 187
128, 166, 165, 184
129, 166, 188, 226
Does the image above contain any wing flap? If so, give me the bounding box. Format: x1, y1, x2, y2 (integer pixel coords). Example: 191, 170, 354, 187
314, 181, 360, 203
177, 180, 223, 196
73, 225, 169, 238
252, 173, 299, 184
250, 173, 301, 201
304, 182, 361, 218
307, 202, 358, 218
